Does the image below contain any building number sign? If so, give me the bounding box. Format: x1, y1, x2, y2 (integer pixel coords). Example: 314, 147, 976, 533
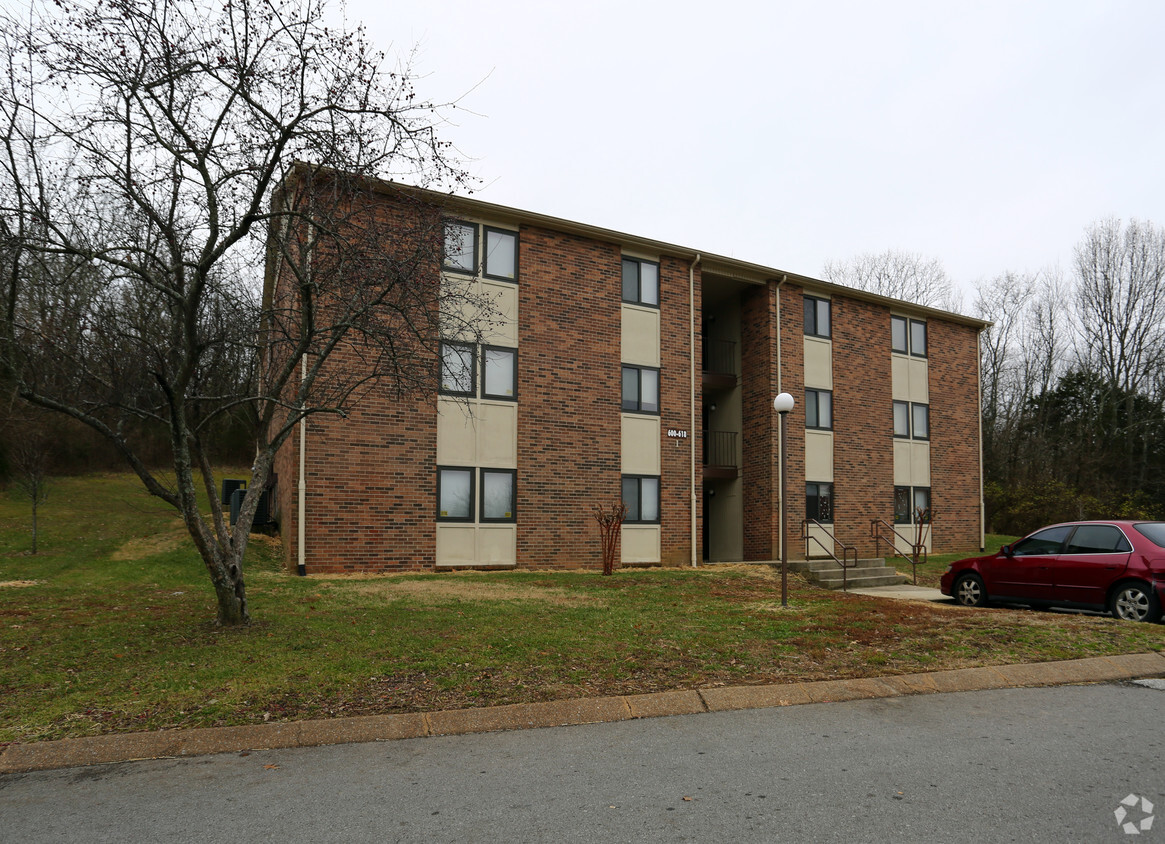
666, 429, 688, 439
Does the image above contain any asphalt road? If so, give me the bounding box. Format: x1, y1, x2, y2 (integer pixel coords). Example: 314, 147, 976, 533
2, 683, 1163, 843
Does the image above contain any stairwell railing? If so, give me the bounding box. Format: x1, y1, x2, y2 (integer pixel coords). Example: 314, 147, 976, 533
800, 520, 858, 592
869, 519, 927, 585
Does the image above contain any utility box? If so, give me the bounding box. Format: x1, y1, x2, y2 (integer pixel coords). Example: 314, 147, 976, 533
221, 478, 247, 506
230, 487, 271, 527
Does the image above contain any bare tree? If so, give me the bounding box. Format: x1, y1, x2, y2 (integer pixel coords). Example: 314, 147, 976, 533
0, 0, 492, 625
3, 402, 52, 554
822, 249, 960, 311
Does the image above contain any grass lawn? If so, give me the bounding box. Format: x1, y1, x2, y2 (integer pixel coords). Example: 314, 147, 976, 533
2, 473, 1163, 747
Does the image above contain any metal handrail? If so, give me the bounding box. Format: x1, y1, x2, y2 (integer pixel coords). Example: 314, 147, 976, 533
702, 339, 737, 376
801, 519, 858, 591
703, 430, 738, 468
870, 519, 928, 585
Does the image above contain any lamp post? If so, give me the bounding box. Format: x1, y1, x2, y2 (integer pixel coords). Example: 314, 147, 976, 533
773, 392, 795, 607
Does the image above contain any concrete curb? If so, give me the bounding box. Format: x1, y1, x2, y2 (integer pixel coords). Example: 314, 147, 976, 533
3, 651, 1164, 775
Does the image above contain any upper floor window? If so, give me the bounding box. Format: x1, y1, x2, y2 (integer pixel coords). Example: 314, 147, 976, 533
622, 365, 660, 414
439, 341, 476, 396
443, 220, 518, 282
482, 346, 517, 400
805, 389, 832, 430
443, 221, 477, 274
891, 315, 927, 357
440, 342, 516, 401
484, 227, 518, 281
804, 296, 831, 338
893, 401, 929, 440
622, 257, 659, 307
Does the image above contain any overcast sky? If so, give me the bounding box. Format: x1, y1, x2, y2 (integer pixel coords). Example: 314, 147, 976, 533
354, 1, 1163, 309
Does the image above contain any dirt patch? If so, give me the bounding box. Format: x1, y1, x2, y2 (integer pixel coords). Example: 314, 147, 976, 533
0, 580, 39, 588
350, 579, 600, 606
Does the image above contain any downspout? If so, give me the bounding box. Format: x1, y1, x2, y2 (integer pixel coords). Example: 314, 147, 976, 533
297, 353, 307, 576
775, 275, 787, 562
977, 329, 985, 552
690, 253, 701, 567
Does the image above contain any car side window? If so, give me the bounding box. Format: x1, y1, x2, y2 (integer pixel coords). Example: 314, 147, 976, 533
1066, 525, 1131, 554
1011, 526, 1072, 556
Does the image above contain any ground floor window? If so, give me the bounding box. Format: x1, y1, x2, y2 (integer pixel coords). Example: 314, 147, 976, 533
622, 475, 660, 523
806, 482, 833, 523
439, 466, 516, 522
894, 486, 931, 524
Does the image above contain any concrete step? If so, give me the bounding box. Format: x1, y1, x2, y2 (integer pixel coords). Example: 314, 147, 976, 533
786, 558, 885, 573
815, 573, 910, 589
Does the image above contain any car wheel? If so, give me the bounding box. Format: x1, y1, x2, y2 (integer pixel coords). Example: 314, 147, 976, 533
1109, 582, 1162, 623
953, 573, 987, 608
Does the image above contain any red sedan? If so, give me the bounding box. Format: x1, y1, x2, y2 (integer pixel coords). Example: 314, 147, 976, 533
940, 521, 1165, 622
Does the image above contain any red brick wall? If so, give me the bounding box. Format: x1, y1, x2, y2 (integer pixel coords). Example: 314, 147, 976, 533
929, 320, 983, 552
660, 257, 700, 565
831, 297, 895, 557
741, 282, 782, 560
777, 283, 808, 560
516, 226, 622, 568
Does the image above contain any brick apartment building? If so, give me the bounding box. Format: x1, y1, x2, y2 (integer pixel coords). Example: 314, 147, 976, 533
269, 178, 987, 574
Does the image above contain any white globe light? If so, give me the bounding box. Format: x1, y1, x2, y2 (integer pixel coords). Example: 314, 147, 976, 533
773, 392, 795, 413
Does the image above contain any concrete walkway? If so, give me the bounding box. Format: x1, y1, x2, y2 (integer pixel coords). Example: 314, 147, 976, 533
846, 583, 949, 601
3, 651, 1164, 775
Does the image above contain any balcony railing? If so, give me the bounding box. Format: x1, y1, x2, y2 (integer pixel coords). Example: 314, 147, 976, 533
703, 430, 738, 468
702, 339, 737, 377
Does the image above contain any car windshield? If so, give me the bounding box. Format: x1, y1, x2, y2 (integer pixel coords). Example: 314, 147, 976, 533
1133, 522, 1165, 549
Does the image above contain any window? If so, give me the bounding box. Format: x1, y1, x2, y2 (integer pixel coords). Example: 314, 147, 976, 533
1065, 524, 1131, 554
440, 341, 475, 396
437, 467, 474, 521
622, 475, 660, 523
894, 486, 931, 524
483, 346, 517, 400
1011, 525, 1072, 556
805, 389, 832, 430
443, 221, 518, 282
622, 258, 659, 307
806, 482, 833, 523
621, 365, 660, 413
804, 295, 831, 338
891, 315, 909, 353
480, 469, 516, 522
891, 315, 927, 357
443, 220, 477, 273
893, 401, 929, 439
484, 226, 518, 281
911, 404, 929, 440
893, 401, 910, 438
910, 320, 927, 357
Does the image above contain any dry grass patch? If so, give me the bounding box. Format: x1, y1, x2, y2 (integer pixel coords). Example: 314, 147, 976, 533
0, 580, 40, 588
110, 523, 189, 560
349, 578, 601, 607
